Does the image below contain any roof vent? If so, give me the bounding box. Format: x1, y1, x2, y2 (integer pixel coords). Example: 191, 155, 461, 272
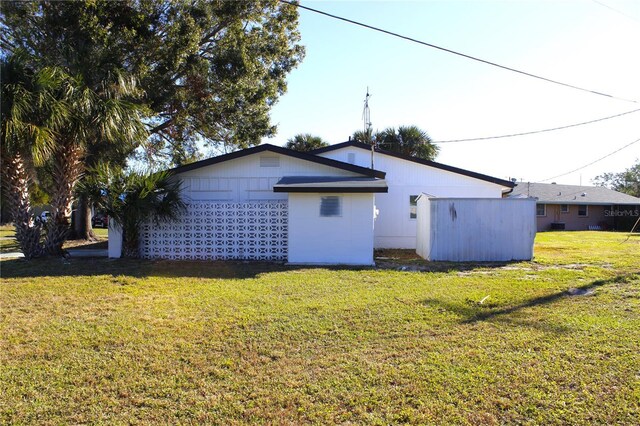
581, 192, 587, 197
260, 156, 280, 167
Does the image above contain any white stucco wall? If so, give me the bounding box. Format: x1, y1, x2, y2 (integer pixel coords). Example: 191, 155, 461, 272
287, 193, 375, 265
108, 219, 122, 259
317, 147, 508, 248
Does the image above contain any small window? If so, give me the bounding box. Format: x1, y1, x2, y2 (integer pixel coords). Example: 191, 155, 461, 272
347, 153, 356, 164
409, 195, 419, 219
320, 196, 341, 217
560, 204, 569, 213
260, 156, 280, 167
578, 205, 588, 217
536, 204, 546, 217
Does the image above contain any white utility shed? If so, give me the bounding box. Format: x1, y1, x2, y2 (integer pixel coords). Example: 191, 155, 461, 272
416, 196, 536, 261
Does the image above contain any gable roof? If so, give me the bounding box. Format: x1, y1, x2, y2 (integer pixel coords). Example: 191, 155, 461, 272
310, 141, 515, 189
168, 143, 386, 178
274, 176, 388, 193
511, 182, 640, 205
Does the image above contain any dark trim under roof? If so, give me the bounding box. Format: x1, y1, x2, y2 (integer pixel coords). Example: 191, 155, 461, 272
311, 141, 515, 189
273, 176, 388, 193
168, 143, 386, 179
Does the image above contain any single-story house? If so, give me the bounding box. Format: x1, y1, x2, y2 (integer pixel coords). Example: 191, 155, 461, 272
111, 142, 518, 265
510, 182, 640, 231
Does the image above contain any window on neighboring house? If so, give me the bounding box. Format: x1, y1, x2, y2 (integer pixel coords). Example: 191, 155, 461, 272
578, 204, 588, 217
320, 196, 342, 217
536, 204, 546, 216
409, 195, 419, 219
560, 204, 569, 213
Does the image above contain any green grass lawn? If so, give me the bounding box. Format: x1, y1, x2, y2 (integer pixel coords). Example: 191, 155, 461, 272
1, 232, 638, 425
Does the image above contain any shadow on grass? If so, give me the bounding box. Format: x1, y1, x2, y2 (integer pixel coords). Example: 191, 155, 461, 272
64, 240, 108, 250
375, 248, 523, 273
422, 273, 639, 328
1, 254, 528, 280
0, 256, 384, 280
0, 246, 528, 280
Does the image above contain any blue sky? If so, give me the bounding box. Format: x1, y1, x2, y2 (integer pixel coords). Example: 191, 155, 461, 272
265, 0, 640, 185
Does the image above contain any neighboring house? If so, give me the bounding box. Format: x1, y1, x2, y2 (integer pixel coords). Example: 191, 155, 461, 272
118, 142, 518, 264
510, 182, 640, 231
311, 141, 515, 248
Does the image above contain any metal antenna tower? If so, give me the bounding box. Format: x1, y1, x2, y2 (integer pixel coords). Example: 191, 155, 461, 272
362, 88, 374, 168
362, 87, 372, 134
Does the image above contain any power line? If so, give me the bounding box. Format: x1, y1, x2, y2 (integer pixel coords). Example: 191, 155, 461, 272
539, 136, 640, 182
591, 0, 640, 24
280, 0, 638, 104
432, 108, 640, 143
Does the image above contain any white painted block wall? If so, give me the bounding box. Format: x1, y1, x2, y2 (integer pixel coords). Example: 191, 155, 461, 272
287, 193, 375, 265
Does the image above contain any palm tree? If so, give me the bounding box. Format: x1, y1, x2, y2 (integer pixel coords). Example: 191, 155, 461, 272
351, 129, 376, 145
285, 133, 328, 152
375, 125, 439, 161
1, 56, 67, 259
44, 72, 146, 255
80, 165, 186, 258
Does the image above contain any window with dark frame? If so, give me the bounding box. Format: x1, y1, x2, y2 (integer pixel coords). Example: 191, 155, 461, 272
409, 195, 418, 219
560, 204, 569, 213
536, 204, 546, 216
320, 196, 341, 217
578, 204, 588, 217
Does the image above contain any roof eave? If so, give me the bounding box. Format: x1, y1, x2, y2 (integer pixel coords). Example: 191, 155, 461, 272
273, 186, 388, 193
168, 143, 386, 179
311, 141, 515, 188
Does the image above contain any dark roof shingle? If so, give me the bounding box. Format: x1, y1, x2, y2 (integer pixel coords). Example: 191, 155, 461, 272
511, 182, 640, 205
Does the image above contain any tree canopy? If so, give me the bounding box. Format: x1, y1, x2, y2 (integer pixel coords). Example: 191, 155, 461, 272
1, 0, 305, 166
593, 160, 640, 198
285, 133, 328, 152
351, 125, 439, 161
1, 0, 305, 255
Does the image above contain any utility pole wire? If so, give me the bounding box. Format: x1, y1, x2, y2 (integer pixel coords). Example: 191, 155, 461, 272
591, 0, 640, 24
281, 0, 638, 104
539, 136, 640, 182
433, 108, 640, 143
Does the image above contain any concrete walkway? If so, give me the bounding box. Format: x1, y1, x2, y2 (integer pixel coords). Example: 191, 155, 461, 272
67, 249, 108, 257
0, 251, 24, 259
0, 248, 108, 259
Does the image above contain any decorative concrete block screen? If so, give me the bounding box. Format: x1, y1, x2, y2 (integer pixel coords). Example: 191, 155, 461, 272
140, 201, 288, 261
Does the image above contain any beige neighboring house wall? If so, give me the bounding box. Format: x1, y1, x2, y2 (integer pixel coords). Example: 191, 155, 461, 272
512, 182, 640, 232
536, 203, 609, 231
